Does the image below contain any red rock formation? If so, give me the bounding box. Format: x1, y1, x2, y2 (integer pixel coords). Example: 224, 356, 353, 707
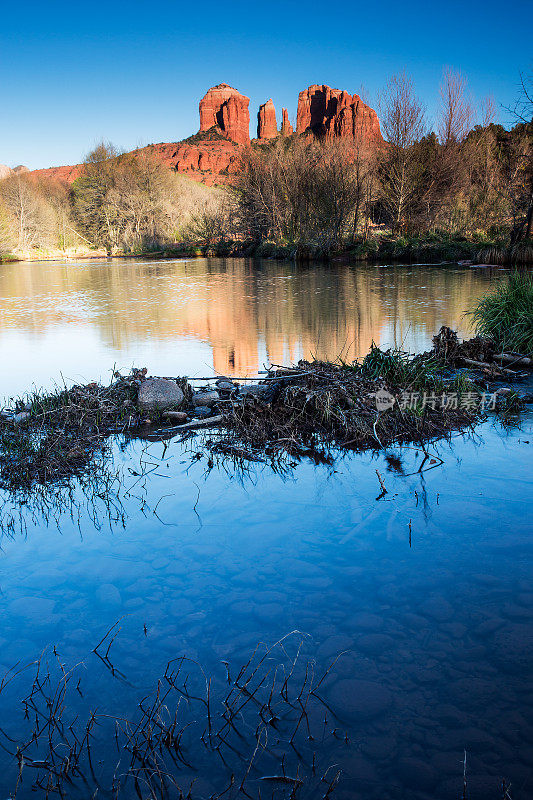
296, 85, 382, 144
28, 82, 383, 190
199, 84, 250, 146
29, 138, 240, 188
30, 163, 83, 183
172, 139, 240, 186
281, 108, 293, 136
257, 99, 278, 139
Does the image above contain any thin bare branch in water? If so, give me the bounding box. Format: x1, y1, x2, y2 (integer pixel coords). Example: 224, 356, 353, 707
0, 631, 356, 799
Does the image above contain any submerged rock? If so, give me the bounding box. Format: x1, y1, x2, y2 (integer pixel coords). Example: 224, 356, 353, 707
193, 390, 220, 407
193, 406, 212, 419
327, 678, 393, 720
137, 378, 184, 411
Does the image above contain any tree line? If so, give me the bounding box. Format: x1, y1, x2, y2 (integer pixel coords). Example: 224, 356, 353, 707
0, 146, 222, 257
0, 69, 531, 261
232, 69, 532, 258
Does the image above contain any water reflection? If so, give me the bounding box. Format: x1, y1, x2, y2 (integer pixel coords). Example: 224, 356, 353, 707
0, 421, 531, 798
0, 258, 496, 397
1, 258, 530, 799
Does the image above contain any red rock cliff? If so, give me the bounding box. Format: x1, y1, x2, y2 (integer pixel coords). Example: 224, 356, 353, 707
281, 108, 294, 136
257, 99, 278, 139
28, 82, 383, 190
199, 84, 250, 146
296, 84, 382, 143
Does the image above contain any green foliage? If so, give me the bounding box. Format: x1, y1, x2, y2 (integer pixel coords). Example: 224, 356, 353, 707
360, 345, 444, 390
182, 127, 231, 145
471, 271, 533, 354
254, 240, 296, 259
375, 231, 498, 262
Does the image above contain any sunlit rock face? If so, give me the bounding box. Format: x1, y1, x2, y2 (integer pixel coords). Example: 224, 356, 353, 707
0, 164, 12, 179
296, 84, 383, 143
27, 83, 383, 188
257, 99, 277, 139
281, 108, 294, 136
199, 84, 250, 146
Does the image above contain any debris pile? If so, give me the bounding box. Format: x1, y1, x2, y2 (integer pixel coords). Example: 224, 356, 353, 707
430, 326, 532, 378
1, 329, 530, 489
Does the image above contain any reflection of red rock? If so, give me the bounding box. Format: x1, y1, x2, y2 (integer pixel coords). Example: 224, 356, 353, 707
281, 108, 293, 136
199, 84, 250, 146
257, 99, 278, 139
296, 84, 382, 143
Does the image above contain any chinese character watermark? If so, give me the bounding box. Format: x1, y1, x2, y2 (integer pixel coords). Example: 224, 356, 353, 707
375, 391, 497, 411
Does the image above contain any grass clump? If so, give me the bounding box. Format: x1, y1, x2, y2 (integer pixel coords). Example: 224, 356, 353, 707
359, 344, 443, 391
471, 272, 533, 355
371, 231, 497, 263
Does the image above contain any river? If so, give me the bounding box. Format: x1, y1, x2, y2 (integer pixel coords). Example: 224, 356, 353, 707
0, 257, 531, 799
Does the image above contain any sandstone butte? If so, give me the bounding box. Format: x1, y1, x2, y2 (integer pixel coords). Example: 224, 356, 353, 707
26, 84, 382, 188
296, 84, 382, 143
257, 99, 277, 139
199, 83, 250, 146
281, 108, 294, 136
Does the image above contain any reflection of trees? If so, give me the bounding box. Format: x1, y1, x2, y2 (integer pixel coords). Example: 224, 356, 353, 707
0, 258, 494, 374
0, 446, 126, 540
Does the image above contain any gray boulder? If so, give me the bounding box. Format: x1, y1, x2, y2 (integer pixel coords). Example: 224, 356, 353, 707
138, 378, 184, 411
216, 380, 235, 392
239, 384, 270, 401
216, 377, 235, 391
193, 390, 220, 407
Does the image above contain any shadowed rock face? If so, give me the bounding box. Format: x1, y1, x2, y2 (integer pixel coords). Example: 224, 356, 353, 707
199, 84, 250, 146
257, 99, 277, 139
296, 84, 383, 143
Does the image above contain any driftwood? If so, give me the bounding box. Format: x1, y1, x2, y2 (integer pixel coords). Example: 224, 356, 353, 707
152, 414, 224, 435
494, 353, 533, 367
460, 358, 518, 376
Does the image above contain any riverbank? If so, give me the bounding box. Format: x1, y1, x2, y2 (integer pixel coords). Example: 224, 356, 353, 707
123, 232, 533, 265
4, 233, 531, 266
0, 246, 108, 263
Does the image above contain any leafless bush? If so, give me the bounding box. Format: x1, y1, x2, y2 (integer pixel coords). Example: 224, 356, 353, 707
235, 137, 375, 252
0, 173, 56, 251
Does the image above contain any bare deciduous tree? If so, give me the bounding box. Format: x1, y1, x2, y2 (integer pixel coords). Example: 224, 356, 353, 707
438, 67, 473, 146
378, 72, 427, 233
235, 137, 375, 251
0, 174, 53, 251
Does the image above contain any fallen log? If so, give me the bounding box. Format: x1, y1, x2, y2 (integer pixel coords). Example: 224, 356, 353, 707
460, 358, 517, 376
152, 414, 224, 435
494, 353, 532, 367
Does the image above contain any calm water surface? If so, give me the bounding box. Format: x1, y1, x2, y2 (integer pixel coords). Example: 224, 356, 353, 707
0, 258, 531, 799
0, 256, 500, 398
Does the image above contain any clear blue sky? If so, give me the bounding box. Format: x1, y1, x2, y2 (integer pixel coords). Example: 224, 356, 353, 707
1, 0, 531, 169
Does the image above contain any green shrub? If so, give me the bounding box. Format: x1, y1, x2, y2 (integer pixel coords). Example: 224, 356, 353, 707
471, 272, 533, 354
